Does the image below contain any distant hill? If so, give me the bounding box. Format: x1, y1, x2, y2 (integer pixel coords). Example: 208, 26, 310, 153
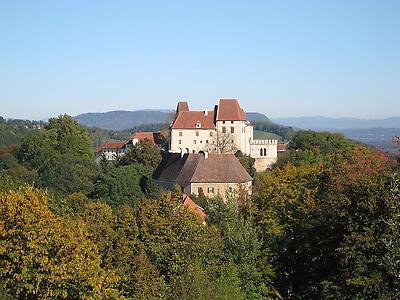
329, 128, 400, 154
246, 112, 270, 122
74, 110, 272, 130
74, 110, 173, 131
270, 116, 400, 153
272, 116, 400, 130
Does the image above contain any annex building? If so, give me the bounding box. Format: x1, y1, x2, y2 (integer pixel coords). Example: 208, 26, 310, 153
153, 152, 253, 198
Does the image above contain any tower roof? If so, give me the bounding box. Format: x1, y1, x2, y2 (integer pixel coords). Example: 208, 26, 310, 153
217, 99, 247, 121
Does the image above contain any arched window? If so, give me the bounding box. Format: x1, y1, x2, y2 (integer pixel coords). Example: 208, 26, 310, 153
260, 148, 263, 156
264, 148, 267, 156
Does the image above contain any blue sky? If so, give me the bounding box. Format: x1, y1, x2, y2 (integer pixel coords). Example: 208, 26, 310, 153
0, 0, 399, 120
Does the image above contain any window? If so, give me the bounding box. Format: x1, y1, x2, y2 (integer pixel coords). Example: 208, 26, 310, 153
264, 148, 267, 156
231, 127, 234, 133
198, 187, 204, 194
228, 186, 234, 193
231, 121, 234, 124
196, 131, 199, 136
208, 187, 215, 193
195, 122, 201, 128
200, 140, 202, 144
206, 140, 208, 144
209, 131, 213, 137
193, 150, 195, 153
223, 121, 226, 124
260, 148, 263, 156
178, 140, 182, 144
222, 127, 226, 133
179, 131, 183, 136
193, 140, 197, 144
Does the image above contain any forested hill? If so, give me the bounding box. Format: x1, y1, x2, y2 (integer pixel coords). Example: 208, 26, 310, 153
74, 110, 272, 130
74, 110, 174, 130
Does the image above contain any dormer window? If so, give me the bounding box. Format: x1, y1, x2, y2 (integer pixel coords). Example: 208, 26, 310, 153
195, 121, 201, 128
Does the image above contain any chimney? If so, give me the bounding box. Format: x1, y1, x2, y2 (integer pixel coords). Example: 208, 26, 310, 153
204, 110, 208, 116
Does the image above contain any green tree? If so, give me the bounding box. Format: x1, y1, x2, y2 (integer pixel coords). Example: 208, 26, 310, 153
204, 195, 274, 299
18, 115, 98, 195
137, 192, 245, 299
92, 163, 152, 208
0, 144, 38, 184
118, 139, 161, 171
236, 153, 256, 177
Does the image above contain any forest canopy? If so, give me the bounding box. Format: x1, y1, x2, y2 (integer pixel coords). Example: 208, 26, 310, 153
1, 116, 400, 299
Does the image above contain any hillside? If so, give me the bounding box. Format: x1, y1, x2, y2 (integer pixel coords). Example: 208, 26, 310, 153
74, 110, 272, 130
74, 110, 174, 131
253, 130, 283, 141
272, 116, 400, 130
246, 112, 270, 122
329, 128, 400, 154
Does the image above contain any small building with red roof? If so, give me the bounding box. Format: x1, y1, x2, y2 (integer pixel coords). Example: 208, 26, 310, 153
181, 194, 206, 221
95, 131, 164, 162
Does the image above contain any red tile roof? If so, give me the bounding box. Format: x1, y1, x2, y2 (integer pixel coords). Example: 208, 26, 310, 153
95, 141, 127, 154
95, 132, 163, 154
277, 144, 287, 152
132, 132, 156, 144
182, 194, 206, 220
171, 110, 216, 129
217, 99, 247, 121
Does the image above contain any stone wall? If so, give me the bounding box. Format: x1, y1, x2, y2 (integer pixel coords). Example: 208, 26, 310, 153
189, 181, 252, 198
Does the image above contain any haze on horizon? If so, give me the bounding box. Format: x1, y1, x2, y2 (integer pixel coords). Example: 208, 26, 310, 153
1, 0, 399, 121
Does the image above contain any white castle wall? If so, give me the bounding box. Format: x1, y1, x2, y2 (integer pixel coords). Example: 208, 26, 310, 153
250, 139, 278, 171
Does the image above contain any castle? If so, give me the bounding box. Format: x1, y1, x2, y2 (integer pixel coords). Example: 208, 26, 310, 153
169, 99, 278, 172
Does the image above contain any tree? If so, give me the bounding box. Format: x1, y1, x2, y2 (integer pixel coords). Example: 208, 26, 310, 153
203, 195, 274, 299
289, 130, 354, 156
137, 193, 245, 299
18, 115, 98, 195
0, 144, 38, 185
208, 131, 237, 154
0, 186, 118, 298
92, 163, 152, 208
118, 139, 161, 171
236, 152, 256, 177
254, 137, 399, 299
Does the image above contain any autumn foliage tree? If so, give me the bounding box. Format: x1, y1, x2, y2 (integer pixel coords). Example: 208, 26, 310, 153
0, 186, 119, 298
254, 131, 400, 299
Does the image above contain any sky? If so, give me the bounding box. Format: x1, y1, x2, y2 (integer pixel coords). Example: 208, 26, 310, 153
0, 0, 399, 120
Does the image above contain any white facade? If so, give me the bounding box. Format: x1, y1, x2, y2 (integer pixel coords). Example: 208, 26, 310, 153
170, 128, 215, 154
250, 139, 278, 171
215, 120, 253, 155
170, 99, 278, 172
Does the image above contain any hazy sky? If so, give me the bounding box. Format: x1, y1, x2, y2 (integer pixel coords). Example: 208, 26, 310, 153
1, 0, 399, 120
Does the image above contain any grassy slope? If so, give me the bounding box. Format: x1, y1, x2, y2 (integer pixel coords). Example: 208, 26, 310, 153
253, 130, 282, 141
